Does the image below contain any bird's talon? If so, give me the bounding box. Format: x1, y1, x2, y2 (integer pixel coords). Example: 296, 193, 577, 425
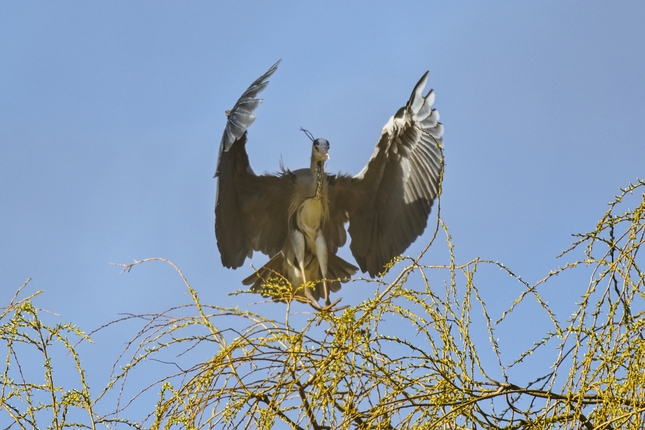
304, 294, 346, 313
321, 298, 346, 312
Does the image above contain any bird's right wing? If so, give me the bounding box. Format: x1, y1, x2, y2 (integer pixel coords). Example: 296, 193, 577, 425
216, 60, 280, 170
215, 61, 293, 269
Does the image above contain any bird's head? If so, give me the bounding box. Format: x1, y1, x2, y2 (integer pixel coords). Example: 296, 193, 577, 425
312, 138, 330, 163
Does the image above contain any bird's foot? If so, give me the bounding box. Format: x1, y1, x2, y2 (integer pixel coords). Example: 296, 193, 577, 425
302, 288, 347, 312
310, 297, 348, 313
321, 298, 348, 312
302, 287, 323, 310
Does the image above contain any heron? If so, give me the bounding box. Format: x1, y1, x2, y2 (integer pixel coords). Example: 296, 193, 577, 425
215, 61, 443, 309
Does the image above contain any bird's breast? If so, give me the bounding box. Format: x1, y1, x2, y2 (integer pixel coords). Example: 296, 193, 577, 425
297, 198, 324, 236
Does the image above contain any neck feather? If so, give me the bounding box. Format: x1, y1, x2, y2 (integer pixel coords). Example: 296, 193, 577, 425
312, 161, 325, 200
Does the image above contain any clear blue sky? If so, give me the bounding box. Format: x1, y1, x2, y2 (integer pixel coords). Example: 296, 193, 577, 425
1, 1, 644, 423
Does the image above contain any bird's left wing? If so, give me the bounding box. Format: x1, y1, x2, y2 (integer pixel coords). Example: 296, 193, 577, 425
215, 61, 293, 269
330, 72, 444, 276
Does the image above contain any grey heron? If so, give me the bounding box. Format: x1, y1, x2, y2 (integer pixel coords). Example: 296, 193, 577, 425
215, 61, 443, 309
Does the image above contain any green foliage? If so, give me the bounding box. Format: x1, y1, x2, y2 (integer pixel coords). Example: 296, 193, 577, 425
0, 283, 97, 428
2, 179, 644, 429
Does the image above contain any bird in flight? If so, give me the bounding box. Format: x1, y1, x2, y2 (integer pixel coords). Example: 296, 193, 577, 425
215, 61, 443, 310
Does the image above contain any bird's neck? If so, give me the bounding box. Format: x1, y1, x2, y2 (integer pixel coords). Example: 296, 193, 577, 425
311, 160, 325, 201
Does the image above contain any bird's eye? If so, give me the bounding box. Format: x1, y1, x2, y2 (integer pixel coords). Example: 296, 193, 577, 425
314, 138, 329, 149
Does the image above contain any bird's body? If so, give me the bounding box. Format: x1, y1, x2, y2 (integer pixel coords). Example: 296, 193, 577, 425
215, 61, 443, 309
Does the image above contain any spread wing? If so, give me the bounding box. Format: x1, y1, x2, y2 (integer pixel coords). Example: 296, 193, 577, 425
330, 71, 444, 276
215, 61, 293, 268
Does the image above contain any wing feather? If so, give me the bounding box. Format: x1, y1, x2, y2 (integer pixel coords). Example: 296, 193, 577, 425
215, 61, 291, 269
219, 61, 280, 153
337, 71, 444, 276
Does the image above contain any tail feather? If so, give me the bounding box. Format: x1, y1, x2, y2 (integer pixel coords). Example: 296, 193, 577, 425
242, 252, 359, 303
324, 253, 359, 293
242, 253, 287, 291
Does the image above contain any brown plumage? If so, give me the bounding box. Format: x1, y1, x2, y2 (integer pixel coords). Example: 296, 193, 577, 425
215, 61, 443, 309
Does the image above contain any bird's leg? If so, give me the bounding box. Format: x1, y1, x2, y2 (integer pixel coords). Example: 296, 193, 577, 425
315, 232, 330, 306
291, 230, 320, 307
290, 230, 308, 283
